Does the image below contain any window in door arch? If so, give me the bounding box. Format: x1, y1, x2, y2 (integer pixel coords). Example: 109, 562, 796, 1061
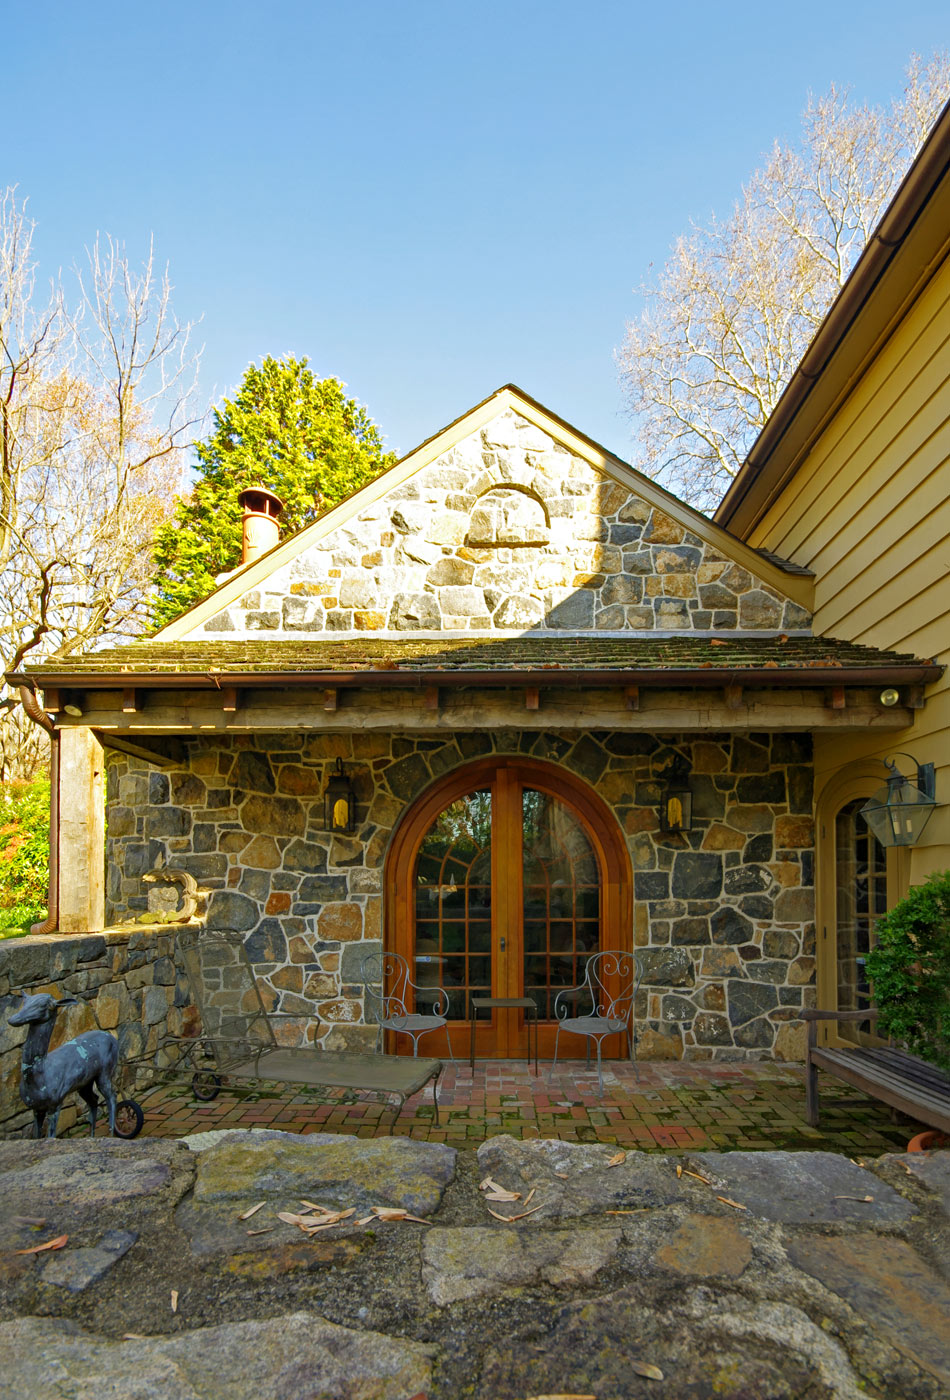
387, 756, 632, 1060
834, 797, 887, 1011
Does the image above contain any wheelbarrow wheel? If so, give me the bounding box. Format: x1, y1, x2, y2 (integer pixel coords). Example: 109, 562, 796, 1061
113, 1099, 144, 1139
192, 1071, 222, 1101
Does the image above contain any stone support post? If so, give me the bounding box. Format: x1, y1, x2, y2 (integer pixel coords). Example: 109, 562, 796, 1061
57, 727, 105, 932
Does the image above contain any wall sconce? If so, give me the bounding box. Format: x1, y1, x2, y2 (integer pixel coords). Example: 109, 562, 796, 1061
659, 767, 693, 834
860, 754, 937, 847
324, 758, 356, 833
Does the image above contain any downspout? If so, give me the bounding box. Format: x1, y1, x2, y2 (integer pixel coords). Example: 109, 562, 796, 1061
18, 686, 59, 936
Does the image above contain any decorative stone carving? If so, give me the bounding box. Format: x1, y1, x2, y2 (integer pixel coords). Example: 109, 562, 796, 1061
142, 867, 199, 922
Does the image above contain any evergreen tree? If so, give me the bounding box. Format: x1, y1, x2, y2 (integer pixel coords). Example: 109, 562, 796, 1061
151, 356, 395, 625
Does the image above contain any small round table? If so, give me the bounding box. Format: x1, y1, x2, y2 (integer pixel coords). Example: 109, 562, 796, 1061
469, 995, 539, 1075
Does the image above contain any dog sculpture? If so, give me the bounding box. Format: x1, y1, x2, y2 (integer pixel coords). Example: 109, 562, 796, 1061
8, 992, 119, 1138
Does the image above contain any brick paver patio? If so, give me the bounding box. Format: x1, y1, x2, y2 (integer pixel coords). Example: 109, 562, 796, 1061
117, 1058, 925, 1155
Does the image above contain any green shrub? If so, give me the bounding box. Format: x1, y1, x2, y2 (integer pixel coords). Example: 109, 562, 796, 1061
0, 778, 50, 909
865, 870, 950, 1074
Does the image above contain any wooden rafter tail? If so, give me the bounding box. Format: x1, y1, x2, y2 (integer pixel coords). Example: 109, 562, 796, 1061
826, 685, 846, 710
122, 687, 138, 714
324, 688, 338, 712
221, 686, 239, 712
624, 685, 640, 711
424, 685, 439, 712
723, 684, 743, 710
524, 687, 540, 711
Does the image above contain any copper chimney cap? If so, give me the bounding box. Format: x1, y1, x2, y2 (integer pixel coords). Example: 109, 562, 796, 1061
238, 486, 283, 565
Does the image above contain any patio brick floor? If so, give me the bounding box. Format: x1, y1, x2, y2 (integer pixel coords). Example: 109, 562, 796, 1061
113, 1058, 927, 1155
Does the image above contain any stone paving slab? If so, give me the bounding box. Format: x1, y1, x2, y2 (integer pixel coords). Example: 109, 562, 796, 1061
1, 1312, 433, 1400
1, 1134, 949, 1399
686, 1148, 916, 1226
178, 1130, 456, 1255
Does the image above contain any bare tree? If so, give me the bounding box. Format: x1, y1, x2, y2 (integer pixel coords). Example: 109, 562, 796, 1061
0, 207, 200, 779
617, 53, 950, 509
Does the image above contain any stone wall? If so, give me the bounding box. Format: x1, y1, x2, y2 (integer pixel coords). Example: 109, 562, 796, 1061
0, 928, 196, 1136
199, 409, 811, 637
106, 728, 815, 1062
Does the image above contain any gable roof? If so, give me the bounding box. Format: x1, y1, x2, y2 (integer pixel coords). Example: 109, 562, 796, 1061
154, 384, 814, 642
715, 97, 950, 536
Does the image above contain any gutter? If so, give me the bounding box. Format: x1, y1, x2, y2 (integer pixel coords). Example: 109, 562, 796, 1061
716, 96, 950, 531
18, 686, 59, 936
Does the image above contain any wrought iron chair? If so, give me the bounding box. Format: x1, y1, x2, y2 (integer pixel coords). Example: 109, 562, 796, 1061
361, 950, 456, 1060
552, 950, 642, 1094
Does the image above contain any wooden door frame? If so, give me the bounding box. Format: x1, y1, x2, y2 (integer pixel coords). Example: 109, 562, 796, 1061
384, 755, 633, 1059
815, 762, 907, 1050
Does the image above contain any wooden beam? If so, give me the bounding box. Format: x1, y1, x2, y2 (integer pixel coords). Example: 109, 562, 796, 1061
221, 686, 239, 712
624, 686, 640, 711
57, 728, 105, 932
122, 687, 138, 714
724, 684, 743, 710
424, 685, 440, 711
827, 686, 846, 710
324, 688, 338, 712
906, 685, 925, 710
525, 687, 540, 711
42, 687, 62, 713
95, 732, 178, 769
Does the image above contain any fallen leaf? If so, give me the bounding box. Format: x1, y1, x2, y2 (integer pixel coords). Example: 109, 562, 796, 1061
523, 1393, 597, 1399
716, 1196, 748, 1211
122, 1334, 150, 1341
11, 1216, 46, 1228
370, 1206, 408, 1220
683, 1170, 712, 1185
357, 1216, 375, 1226
833, 1194, 874, 1202
299, 1199, 334, 1213
15, 1234, 68, 1255
487, 1203, 545, 1223
524, 1188, 536, 1207
170, 1290, 179, 1313
484, 1188, 522, 1202
554, 1171, 569, 1179
238, 1201, 266, 1221
278, 1211, 316, 1227
246, 1228, 272, 1236
606, 1151, 626, 1167
676, 1163, 683, 1178
606, 1208, 648, 1215
631, 1360, 665, 1380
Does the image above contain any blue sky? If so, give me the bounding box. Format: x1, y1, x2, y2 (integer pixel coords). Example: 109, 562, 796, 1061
8, 2, 949, 463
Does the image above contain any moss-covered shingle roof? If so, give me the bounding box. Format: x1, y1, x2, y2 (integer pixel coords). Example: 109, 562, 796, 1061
13, 635, 941, 689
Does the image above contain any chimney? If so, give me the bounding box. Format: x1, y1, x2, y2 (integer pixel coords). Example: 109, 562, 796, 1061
238, 486, 283, 565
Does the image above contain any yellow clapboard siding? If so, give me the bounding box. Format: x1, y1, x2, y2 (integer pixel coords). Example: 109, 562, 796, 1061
752, 253, 950, 557
749, 246, 950, 892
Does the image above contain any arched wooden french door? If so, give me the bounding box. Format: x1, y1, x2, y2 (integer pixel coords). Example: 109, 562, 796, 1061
385, 756, 632, 1060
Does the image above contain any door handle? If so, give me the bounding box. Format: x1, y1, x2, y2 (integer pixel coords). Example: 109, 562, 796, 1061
499, 938, 506, 950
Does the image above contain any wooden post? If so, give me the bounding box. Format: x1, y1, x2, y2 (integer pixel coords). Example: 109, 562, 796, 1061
57, 727, 105, 933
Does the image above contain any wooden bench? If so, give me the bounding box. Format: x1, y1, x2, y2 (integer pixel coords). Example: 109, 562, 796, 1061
802, 1008, 950, 1135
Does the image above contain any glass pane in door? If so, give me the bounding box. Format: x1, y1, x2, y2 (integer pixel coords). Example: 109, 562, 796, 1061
835, 798, 887, 1011
414, 790, 492, 1019
522, 788, 600, 1018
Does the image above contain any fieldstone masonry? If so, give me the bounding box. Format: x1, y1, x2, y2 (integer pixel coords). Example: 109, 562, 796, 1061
200, 409, 812, 636
106, 726, 815, 1062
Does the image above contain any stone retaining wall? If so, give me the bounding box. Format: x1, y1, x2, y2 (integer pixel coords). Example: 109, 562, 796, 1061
106, 727, 815, 1062
0, 928, 197, 1136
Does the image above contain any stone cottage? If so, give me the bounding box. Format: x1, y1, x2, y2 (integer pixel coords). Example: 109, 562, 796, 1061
11, 385, 940, 1067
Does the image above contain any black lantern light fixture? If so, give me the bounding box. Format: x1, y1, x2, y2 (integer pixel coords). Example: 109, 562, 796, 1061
324, 757, 356, 833
659, 760, 693, 835
859, 754, 937, 848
